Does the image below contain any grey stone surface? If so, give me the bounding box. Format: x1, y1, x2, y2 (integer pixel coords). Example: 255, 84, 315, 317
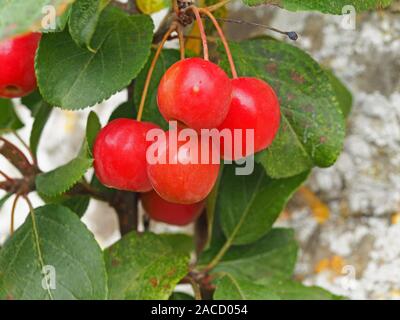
264, 4, 400, 300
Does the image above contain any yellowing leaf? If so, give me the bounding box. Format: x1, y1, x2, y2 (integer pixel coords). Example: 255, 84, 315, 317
185, 23, 202, 56
136, 0, 169, 14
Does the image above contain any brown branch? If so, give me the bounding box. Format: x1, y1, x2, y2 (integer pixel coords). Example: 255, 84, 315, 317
0, 170, 11, 181
153, 11, 177, 44
0, 138, 36, 176
110, 191, 138, 235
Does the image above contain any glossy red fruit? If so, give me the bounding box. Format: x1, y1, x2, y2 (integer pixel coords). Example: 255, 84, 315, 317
157, 57, 232, 130
218, 77, 280, 160
0, 33, 41, 98
141, 190, 204, 226
147, 129, 220, 204
94, 118, 160, 192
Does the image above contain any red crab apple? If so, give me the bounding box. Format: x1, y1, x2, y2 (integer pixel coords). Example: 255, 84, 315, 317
146, 129, 220, 204
218, 77, 280, 160
157, 57, 232, 130
0, 32, 41, 98
141, 190, 205, 226
94, 118, 160, 192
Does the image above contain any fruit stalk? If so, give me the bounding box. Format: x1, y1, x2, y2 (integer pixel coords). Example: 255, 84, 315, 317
137, 22, 178, 122
178, 25, 186, 60
199, 7, 238, 78
189, 6, 209, 61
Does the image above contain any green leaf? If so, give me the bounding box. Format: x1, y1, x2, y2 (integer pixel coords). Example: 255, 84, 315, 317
36, 7, 153, 110
0, 0, 74, 40
30, 102, 52, 158
0, 204, 107, 300
326, 70, 353, 118
36, 143, 93, 197
105, 232, 190, 300
158, 233, 194, 255
214, 274, 280, 300
220, 39, 345, 178
243, 0, 393, 14
134, 49, 180, 130
42, 3, 72, 33
0, 99, 24, 132
90, 173, 115, 199
216, 164, 308, 245
256, 277, 342, 300
69, 0, 111, 49
21, 91, 43, 115
208, 229, 298, 280
40, 193, 90, 217
60, 195, 90, 217
214, 273, 340, 300
86, 111, 101, 153
55, 4, 72, 32
108, 102, 136, 122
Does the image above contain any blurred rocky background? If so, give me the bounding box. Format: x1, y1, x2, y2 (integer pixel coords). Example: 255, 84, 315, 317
0, 0, 399, 300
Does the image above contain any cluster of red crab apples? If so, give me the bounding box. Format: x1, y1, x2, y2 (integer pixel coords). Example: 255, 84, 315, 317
94, 57, 281, 226
0, 30, 280, 227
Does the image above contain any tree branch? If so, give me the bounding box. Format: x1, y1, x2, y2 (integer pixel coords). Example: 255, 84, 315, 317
110, 191, 138, 235
0, 138, 36, 176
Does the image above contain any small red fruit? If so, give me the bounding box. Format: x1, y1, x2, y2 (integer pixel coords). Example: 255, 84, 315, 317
0, 33, 41, 98
147, 129, 220, 204
218, 77, 280, 160
157, 57, 232, 130
141, 190, 204, 226
94, 118, 160, 192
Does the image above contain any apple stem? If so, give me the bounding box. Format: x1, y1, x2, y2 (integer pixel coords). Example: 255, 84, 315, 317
189, 6, 209, 61
178, 25, 186, 60
199, 7, 238, 79
137, 22, 178, 122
